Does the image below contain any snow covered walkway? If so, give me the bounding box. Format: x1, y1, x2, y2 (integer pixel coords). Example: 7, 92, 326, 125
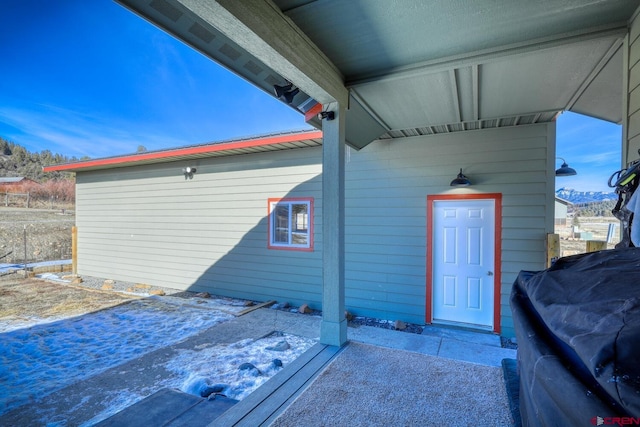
0, 298, 319, 426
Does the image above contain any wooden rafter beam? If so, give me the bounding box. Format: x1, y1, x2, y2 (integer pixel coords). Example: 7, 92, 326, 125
176, 0, 348, 105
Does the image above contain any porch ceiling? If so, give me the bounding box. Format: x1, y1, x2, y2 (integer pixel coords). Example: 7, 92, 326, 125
117, 0, 637, 149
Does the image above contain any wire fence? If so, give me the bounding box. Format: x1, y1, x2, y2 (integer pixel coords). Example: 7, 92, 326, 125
1, 203, 74, 266
0, 228, 72, 265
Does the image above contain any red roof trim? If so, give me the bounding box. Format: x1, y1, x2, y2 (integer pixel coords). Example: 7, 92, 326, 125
305, 103, 323, 122
43, 130, 323, 172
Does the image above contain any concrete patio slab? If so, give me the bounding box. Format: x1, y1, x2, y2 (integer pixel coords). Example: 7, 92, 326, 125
421, 323, 502, 347
438, 336, 517, 367
348, 324, 442, 355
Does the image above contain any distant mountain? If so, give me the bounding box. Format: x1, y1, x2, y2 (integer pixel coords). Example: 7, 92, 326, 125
556, 188, 617, 204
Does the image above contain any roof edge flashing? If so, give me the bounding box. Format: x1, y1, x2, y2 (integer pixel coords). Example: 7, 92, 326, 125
44, 129, 322, 173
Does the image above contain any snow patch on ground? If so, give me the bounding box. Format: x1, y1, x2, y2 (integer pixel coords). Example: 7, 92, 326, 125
1, 293, 316, 426
0, 294, 248, 334
0, 296, 234, 414
82, 333, 316, 425
163, 333, 315, 400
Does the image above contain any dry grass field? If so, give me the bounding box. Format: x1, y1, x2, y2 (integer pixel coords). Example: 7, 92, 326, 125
0, 278, 137, 332
556, 215, 621, 257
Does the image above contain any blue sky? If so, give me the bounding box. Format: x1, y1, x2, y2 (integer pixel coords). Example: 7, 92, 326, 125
0, 1, 623, 192
0, 0, 309, 159
555, 111, 622, 193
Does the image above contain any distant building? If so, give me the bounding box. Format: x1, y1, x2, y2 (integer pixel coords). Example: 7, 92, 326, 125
555, 197, 572, 226
0, 177, 29, 184
0, 177, 38, 193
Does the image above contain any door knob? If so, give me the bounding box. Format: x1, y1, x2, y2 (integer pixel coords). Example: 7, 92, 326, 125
487, 271, 493, 276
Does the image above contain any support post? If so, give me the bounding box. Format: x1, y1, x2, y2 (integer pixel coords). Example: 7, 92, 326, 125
320, 102, 347, 347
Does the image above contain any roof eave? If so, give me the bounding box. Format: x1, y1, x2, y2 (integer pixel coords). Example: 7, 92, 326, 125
43, 130, 323, 173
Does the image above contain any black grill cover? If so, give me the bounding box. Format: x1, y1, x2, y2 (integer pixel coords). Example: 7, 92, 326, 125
511, 248, 640, 426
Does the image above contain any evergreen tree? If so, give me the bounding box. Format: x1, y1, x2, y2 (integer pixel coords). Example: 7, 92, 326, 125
0, 136, 82, 181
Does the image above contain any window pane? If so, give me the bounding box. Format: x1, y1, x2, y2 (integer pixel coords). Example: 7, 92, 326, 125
291, 203, 308, 245
268, 199, 313, 250
274, 204, 289, 243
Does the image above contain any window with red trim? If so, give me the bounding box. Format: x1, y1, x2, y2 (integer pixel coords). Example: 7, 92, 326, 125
268, 198, 313, 251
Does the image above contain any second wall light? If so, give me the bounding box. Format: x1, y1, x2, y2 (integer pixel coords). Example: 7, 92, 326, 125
450, 168, 471, 187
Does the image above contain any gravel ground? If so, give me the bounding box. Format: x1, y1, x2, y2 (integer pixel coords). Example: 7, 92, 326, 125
271, 342, 513, 427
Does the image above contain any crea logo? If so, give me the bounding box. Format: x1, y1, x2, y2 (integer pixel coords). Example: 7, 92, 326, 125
591, 416, 640, 426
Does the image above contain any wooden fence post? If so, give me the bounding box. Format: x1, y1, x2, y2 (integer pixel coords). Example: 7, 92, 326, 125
586, 240, 607, 253
547, 233, 560, 268
23, 225, 28, 276
72, 226, 78, 275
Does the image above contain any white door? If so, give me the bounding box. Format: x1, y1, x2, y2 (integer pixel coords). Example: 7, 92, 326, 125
432, 199, 494, 328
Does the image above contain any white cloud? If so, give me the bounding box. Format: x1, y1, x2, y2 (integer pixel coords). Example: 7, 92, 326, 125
0, 102, 206, 158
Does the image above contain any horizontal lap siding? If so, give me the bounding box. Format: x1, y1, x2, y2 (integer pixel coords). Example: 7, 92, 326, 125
76, 148, 323, 307
345, 124, 553, 334
75, 124, 552, 336
627, 12, 640, 162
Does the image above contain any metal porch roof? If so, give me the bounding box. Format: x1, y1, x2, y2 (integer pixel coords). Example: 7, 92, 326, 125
117, 0, 638, 149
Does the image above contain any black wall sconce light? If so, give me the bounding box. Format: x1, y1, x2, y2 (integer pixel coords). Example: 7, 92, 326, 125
182, 166, 196, 180
318, 111, 335, 121
555, 157, 577, 176
273, 83, 299, 104
450, 168, 471, 187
